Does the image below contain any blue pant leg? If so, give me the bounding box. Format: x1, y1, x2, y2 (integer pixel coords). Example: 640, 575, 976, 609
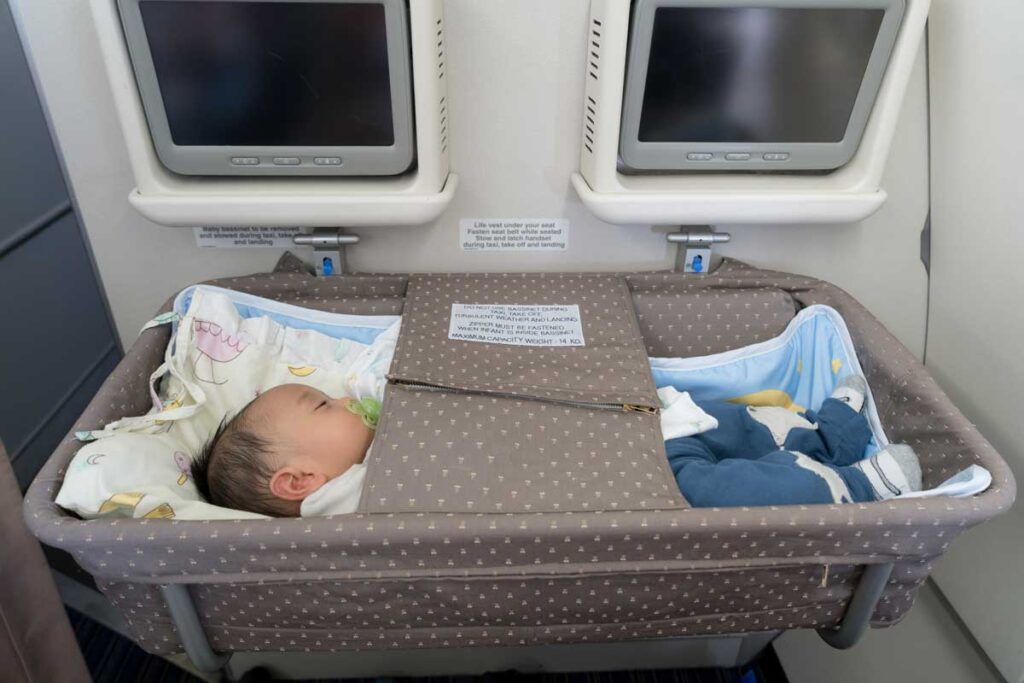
784, 398, 874, 466
664, 436, 719, 479
671, 450, 870, 507
836, 464, 879, 503
671, 449, 879, 508
688, 400, 780, 461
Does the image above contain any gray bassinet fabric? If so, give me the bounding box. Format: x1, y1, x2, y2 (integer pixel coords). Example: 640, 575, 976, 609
368, 273, 675, 513
391, 274, 660, 408
361, 384, 681, 513
22, 255, 1015, 657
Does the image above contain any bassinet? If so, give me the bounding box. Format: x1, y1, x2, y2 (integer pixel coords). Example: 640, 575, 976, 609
23, 254, 1015, 679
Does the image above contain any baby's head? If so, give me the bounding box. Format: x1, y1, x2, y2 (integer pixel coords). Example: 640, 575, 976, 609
191, 384, 374, 517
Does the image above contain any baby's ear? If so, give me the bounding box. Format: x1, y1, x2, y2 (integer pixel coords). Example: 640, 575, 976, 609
269, 466, 324, 501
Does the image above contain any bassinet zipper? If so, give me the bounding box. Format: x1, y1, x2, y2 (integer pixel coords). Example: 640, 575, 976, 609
391, 379, 658, 414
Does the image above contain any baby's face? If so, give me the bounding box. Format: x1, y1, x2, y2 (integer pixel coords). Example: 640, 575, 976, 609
254, 384, 374, 486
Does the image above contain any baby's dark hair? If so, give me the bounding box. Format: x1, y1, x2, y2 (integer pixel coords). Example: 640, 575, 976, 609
191, 399, 292, 517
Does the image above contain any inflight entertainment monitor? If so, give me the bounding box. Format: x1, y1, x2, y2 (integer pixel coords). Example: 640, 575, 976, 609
620, 0, 906, 172
117, 0, 415, 176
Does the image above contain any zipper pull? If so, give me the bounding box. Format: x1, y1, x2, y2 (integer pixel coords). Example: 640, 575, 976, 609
820, 564, 830, 588
624, 404, 659, 414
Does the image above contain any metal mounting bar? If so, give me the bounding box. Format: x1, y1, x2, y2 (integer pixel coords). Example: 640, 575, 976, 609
817, 562, 895, 649
666, 230, 732, 247
160, 584, 231, 674
293, 228, 360, 276
667, 227, 731, 273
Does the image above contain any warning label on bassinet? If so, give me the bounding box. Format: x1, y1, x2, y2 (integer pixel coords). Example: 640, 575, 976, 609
448, 304, 585, 347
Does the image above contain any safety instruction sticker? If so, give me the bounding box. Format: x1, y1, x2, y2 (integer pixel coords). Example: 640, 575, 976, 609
448, 304, 585, 347
194, 227, 303, 248
459, 219, 569, 251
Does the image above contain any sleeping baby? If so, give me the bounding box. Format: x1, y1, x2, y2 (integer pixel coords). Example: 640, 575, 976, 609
194, 373, 924, 517
191, 384, 378, 517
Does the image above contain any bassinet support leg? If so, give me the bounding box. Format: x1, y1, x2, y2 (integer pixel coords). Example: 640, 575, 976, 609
817, 562, 895, 650
160, 584, 231, 674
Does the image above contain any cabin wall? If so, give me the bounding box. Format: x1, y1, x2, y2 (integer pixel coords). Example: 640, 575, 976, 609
10, 0, 929, 358
924, 1, 1024, 680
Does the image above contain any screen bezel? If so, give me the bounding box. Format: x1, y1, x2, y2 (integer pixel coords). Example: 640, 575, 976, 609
619, 0, 906, 172
117, 0, 415, 177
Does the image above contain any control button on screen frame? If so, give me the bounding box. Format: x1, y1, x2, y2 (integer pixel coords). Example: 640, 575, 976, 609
313, 157, 343, 166
725, 153, 752, 161
230, 157, 260, 166
686, 152, 713, 161
272, 157, 301, 166
763, 152, 791, 161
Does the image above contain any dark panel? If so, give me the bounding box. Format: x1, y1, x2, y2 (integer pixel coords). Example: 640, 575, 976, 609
0, 1, 69, 237
141, 1, 395, 146
0, 213, 119, 463
640, 8, 884, 143
45, 547, 100, 592
11, 348, 120, 490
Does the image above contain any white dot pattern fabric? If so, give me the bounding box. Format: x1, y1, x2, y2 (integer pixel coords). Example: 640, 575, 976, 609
21, 254, 1014, 658
362, 385, 682, 513
372, 273, 672, 513
391, 274, 660, 408
629, 282, 797, 358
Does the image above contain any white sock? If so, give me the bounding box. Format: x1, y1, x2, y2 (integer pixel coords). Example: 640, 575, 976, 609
831, 375, 867, 413
658, 387, 719, 440
851, 445, 922, 500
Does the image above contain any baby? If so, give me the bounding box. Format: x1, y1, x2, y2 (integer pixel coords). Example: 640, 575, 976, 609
194, 375, 923, 516
191, 384, 377, 517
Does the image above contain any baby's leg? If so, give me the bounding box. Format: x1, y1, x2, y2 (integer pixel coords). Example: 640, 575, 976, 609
688, 377, 872, 465
670, 448, 858, 507
786, 399, 873, 466
785, 377, 874, 466
664, 435, 719, 475
685, 400, 781, 461
668, 444, 922, 508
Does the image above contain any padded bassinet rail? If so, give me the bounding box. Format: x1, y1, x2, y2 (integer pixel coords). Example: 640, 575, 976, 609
22, 255, 1014, 677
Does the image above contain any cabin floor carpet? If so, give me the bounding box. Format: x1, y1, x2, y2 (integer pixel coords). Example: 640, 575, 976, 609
67, 608, 789, 683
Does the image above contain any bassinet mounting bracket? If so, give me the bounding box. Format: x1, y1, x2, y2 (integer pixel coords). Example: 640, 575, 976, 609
667, 227, 731, 274
160, 584, 230, 673
816, 561, 895, 649
293, 228, 360, 276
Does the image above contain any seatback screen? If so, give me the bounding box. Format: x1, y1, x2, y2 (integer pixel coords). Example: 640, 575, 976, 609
139, 1, 395, 146
639, 8, 885, 143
